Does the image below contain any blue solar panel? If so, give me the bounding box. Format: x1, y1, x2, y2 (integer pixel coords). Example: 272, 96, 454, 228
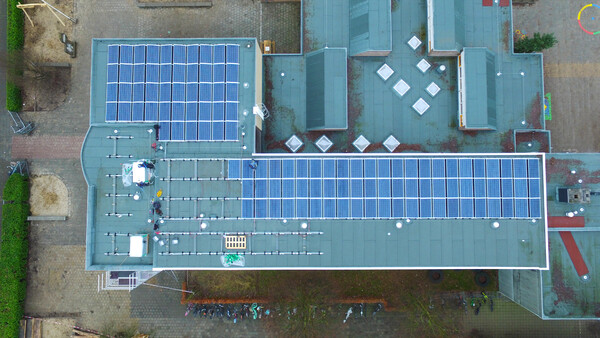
488, 199, 501, 217
173, 45, 186, 63
420, 199, 432, 218
200, 64, 212, 83
255, 200, 267, 218
378, 179, 390, 198
226, 44, 239, 63
391, 179, 404, 197
197, 122, 210, 140
282, 160, 294, 178
365, 179, 376, 198
132, 103, 144, 121
351, 159, 363, 178
255, 161, 267, 178
446, 159, 458, 177
106, 103, 117, 121
447, 199, 459, 217
365, 199, 377, 218
255, 180, 267, 198
460, 179, 473, 197
159, 103, 171, 121
378, 159, 390, 177
199, 83, 212, 102
226, 102, 238, 120
310, 179, 321, 197
119, 83, 132, 101
406, 199, 419, 218
460, 199, 474, 217
186, 84, 198, 102
120, 45, 133, 63
213, 102, 225, 120
528, 159, 540, 178
420, 179, 431, 197
224, 120, 237, 139
119, 64, 133, 82
392, 159, 403, 178
173, 64, 186, 82
228, 160, 241, 179
324, 199, 336, 218
501, 179, 513, 197
502, 199, 514, 217
337, 180, 349, 198
282, 199, 294, 218
447, 179, 459, 197
405, 179, 418, 197
310, 159, 322, 178
270, 200, 281, 218
487, 179, 500, 197
513, 159, 527, 178
133, 65, 145, 83
160, 45, 172, 63
242, 200, 253, 218
296, 199, 308, 218
108, 45, 120, 63
419, 159, 431, 177
310, 199, 322, 218
323, 160, 335, 178
226, 64, 239, 82
172, 102, 185, 120
270, 179, 281, 197
158, 121, 170, 141
296, 179, 308, 197
351, 179, 363, 197
160, 64, 172, 82
214, 64, 225, 83
486, 159, 500, 177
107, 64, 119, 83
432, 179, 445, 198
433, 199, 446, 217
187, 45, 199, 63
432, 159, 445, 177
392, 199, 404, 217
501, 159, 513, 177
282, 180, 294, 197
405, 159, 418, 178
297, 160, 308, 178
529, 179, 540, 198
515, 199, 528, 217
106, 83, 118, 101
365, 159, 376, 178
324, 179, 335, 197
514, 179, 528, 197
474, 179, 486, 197
145, 83, 159, 101
200, 45, 212, 63
530, 199, 541, 218
226, 83, 238, 102
134, 45, 145, 63
459, 159, 472, 177
172, 84, 185, 102
144, 102, 158, 121
473, 159, 485, 178
338, 199, 349, 217
146, 45, 160, 63
337, 160, 349, 177
159, 83, 171, 101
214, 45, 226, 63
474, 199, 486, 217
171, 122, 184, 141
378, 199, 391, 218
199, 103, 211, 120
185, 122, 197, 141
146, 64, 159, 82
269, 160, 281, 177
187, 64, 199, 83
351, 199, 363, 218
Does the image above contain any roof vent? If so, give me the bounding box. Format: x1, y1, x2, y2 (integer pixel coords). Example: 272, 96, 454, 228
426, 82, 441, 97
383, 135, 400, 152
417, 59, 431, 73
393, 79, 410, 97
412, 98, 430, 115
353, 135, 371, 152
377, 64, 394, 81
225, 235, 247, 250
315, 135, 333, 152
408, 36, 422, 50
285, 135, 304, 153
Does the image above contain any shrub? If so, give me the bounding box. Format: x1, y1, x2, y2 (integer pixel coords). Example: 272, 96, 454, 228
514, 32, 558, 54
0, 174, 30, 338
3, 172, 29, 203
6, 0, 24, 112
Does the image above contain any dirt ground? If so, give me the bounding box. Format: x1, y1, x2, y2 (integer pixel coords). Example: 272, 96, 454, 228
29, 175, 68, 216
22, 0, 74, 111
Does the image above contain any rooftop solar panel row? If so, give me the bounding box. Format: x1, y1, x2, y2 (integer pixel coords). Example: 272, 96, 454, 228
106, 44, 240, 142
228, 157, 543, 220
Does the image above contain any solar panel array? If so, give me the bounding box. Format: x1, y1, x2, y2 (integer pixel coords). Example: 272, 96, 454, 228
228, 157, 543, 220
106, 44, 240, 141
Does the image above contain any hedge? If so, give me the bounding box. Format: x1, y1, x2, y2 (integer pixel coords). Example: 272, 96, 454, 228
7, 0, 24, 112
0, 174, 30, 338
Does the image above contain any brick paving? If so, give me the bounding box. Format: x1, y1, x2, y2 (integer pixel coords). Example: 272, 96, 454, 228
11, 136, 85, 159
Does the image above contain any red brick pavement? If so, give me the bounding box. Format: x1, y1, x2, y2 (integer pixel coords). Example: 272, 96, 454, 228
11, 135, 85, 159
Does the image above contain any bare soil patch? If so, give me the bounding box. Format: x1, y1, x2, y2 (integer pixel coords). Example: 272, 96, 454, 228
29, 175, 68, 216
22, 0, 74, 111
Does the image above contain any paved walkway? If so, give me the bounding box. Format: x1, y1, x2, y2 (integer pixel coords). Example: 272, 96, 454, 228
12, 136, 84, 159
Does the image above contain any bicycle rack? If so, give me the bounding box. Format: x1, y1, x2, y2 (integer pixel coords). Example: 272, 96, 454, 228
9, 111, 35, 135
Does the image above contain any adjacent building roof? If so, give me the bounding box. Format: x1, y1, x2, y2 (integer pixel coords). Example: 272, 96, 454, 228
348, 0, 392, 57
460, 47, 497, 130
